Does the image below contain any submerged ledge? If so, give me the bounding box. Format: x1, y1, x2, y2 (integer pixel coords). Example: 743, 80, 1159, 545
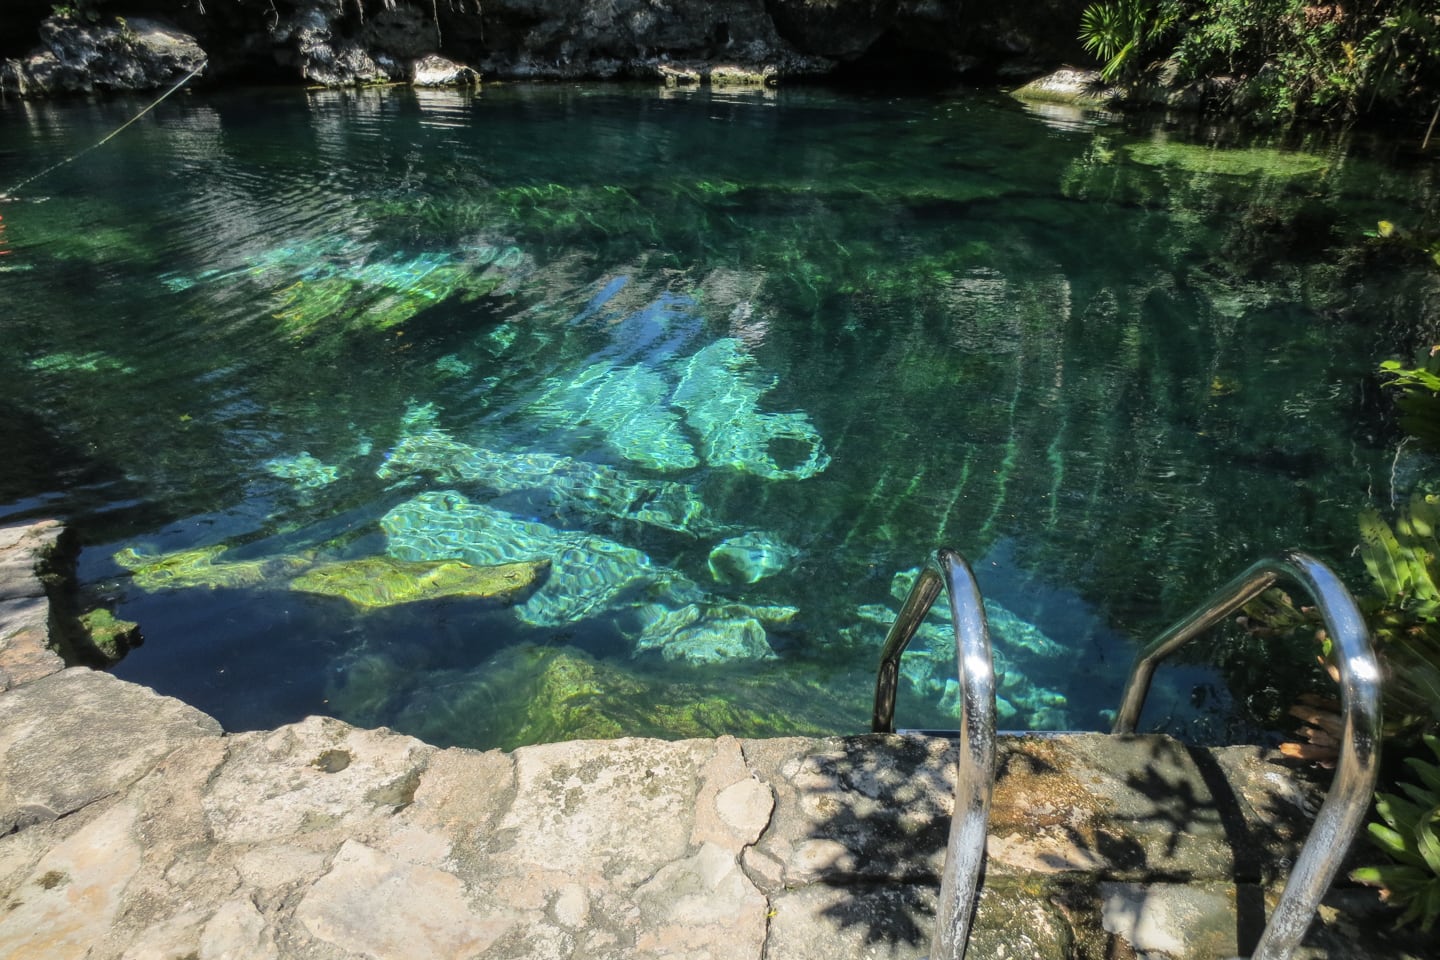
0, 520, 1419, 959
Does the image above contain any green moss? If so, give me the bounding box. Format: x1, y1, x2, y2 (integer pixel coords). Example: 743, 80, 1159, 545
368, 644, 857, 750
1124, 141, 1330, 178
290, 556, 550, 609
114, 544, 312, 591
76, 608, 141, 662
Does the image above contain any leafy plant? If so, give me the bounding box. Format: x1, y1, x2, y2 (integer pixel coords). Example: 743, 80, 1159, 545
1079, 0, 1178, 81
1356, 495, 1440, 735
1079, 1, 1440, 123
1352, 734, 1440, 932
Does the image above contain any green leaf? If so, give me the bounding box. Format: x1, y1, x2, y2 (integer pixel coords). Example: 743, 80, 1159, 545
1368, 821, 1421, 864
1379, 792, 1429, 834
1418, 807, 1440, 875
1360, 509, 1411, 600
1404, 756, 1440, 796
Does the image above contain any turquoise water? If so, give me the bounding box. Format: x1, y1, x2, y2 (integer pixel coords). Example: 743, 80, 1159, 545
2, 83, 1435, 749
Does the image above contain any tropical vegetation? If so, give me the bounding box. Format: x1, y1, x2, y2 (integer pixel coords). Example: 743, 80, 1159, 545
1078, 0, 1440, 124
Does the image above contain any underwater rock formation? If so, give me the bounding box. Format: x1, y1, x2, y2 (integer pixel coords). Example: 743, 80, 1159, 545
707, 532, 798, 585
855, 568, 1076, 728
290, 556, 549, 609
529, 292, 830, 480
114, 543, 546, 611
380, 490, 791, 664
377, 428, 712, 535
671, 338, 830, 481
160, 237, 525, 343
76, 608, 142, 664
527, 361, 700, 472
115, 544, 313, 592
328, 642, 853, 749
263, 452, 340, 489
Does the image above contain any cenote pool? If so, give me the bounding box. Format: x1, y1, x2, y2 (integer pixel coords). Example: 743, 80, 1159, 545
2, 83, 1435, 750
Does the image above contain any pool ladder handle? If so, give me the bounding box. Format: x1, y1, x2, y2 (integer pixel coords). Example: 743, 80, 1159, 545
871, 549, 1383, 960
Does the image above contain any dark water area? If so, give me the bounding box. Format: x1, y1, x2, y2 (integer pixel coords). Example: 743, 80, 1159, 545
2, 83, 1437, 750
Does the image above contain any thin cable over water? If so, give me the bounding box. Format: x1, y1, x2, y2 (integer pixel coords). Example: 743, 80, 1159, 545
0, 59, 208, 201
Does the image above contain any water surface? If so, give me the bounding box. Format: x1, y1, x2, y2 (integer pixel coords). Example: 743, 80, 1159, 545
2, 83, 1434, 749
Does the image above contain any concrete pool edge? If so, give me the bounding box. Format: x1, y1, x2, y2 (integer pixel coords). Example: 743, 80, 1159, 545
0, 520, 1421, 959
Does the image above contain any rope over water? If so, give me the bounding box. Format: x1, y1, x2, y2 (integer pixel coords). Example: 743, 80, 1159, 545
0, 57, 208, 202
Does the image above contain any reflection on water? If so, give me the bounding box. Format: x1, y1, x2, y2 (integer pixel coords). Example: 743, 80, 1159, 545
2, 83, 1435, 749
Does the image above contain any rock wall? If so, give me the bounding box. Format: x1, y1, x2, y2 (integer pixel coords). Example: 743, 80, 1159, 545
0, 0, 1093, 98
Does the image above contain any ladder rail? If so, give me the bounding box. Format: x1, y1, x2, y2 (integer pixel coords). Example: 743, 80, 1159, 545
870, 548, 996, 960
1112, 550, 1382, 960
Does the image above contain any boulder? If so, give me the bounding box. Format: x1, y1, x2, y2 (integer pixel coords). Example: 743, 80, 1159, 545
1010, 66, 1118, 107
410, 52, 479, 86
270, 3, 394, 87
2, 15, 207, 98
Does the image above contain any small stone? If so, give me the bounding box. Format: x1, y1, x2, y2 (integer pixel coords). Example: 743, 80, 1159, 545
411, 54, 480, 87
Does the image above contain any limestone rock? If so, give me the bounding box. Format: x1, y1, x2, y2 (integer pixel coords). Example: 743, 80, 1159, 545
270, 4, 394, 87
76, 607, 141, 663
410, 53, 479, 86
2, 15, 207, 98
0, 519, 66, 690
1011, 66, 1118, 107
0, 668, 221, 833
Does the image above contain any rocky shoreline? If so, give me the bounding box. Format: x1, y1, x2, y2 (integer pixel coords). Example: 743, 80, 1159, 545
0, 0, 1095, 99
0, 518, 1430, 958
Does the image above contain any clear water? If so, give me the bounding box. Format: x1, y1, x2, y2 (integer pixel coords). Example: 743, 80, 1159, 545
2, 83, 1434, 750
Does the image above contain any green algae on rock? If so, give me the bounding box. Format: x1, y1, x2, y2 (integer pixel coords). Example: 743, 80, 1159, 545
114, 544, 313, 592
1124, 141, 1330, 178
289, 556, 549, 609
116, 543, 548, 611
77, 608, 141, 663
352, 643, 855, 750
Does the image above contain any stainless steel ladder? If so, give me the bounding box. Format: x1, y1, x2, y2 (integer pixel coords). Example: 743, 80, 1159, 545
871, 549, 1382, 960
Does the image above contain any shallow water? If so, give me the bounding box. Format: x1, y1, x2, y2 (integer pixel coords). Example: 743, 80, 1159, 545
2, 83, 1435, 749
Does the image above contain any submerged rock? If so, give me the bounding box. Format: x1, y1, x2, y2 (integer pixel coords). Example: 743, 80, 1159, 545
352, 643, 852, 750
115, 544, 312, 592
377, 428, 711, 534
626, 601, 795, 664
673, 339, 830, 481
116, 542, 546, 613
381, 490, 673, 627
1123, 141, 1330, 178
528, 361, 700, 472
76, 608, 141, 664
290, 556, 549, 610
381, 491, 791, 664
855, 567, 1078, 729
263, 451, 340, 489
707, 532, 798, 585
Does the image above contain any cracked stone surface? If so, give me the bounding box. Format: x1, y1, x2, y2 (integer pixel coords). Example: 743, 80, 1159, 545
0, 520, 1427, 960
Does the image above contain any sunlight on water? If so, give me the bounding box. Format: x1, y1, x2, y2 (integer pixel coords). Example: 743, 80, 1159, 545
2, 83, 1435, 749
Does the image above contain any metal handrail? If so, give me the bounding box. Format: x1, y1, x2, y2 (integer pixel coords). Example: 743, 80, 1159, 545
871, 548, 996, 960
1112, 551, 1382, 960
